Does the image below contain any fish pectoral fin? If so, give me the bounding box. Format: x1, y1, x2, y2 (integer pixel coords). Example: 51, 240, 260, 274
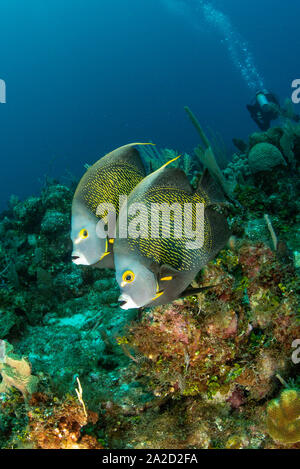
159, 264, 180, 280
180, 284, 219, 298
198, 168, 227, 204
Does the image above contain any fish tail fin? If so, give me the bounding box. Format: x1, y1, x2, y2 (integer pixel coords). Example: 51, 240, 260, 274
197, 168, 226, 204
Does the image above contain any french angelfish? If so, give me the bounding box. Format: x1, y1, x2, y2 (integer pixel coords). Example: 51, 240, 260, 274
114, 161, 230, 309
71, 143, 152, 268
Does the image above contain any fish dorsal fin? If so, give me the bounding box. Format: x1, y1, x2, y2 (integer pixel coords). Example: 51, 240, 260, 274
197, 168, 226, 204
95, 143, 152, 175
74, 143, 150, 213
204, 206, 230, 257
150, 166, 192, 192
130, 163, 193, 199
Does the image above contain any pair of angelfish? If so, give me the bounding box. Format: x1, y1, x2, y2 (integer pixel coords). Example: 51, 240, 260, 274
70, 143, 230, 310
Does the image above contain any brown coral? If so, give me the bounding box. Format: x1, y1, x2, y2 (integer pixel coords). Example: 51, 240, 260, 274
28, 393, 102, 449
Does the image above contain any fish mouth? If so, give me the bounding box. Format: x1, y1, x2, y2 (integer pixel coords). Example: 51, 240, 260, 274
118, 294, 137, 310
71, 255, 81, 264
118, 300, 127, 308
71, 253, 87, 265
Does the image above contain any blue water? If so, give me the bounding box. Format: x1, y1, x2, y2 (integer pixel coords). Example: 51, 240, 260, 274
0, 0, 299, 210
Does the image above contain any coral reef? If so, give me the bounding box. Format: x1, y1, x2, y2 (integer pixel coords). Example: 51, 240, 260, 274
248, 143, 286, 173
27, 393, 103, 449
121, 240, 299, 406
223, 122, 300, 263
0, 116, 299, 449
0, 389, 103, 449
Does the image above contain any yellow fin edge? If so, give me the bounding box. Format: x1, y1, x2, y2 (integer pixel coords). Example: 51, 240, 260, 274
159, 154, 181, 170
151, 290, 164, 302
99, 251, 110, 261
99, 237, 111, 261
132, 142, 156, 146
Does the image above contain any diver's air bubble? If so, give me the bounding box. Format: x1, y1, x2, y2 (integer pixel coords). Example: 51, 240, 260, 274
161, 0, 265, 92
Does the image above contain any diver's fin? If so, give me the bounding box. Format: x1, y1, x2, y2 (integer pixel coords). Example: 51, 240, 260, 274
180, 284, 219, 298
197, 168, 227, 204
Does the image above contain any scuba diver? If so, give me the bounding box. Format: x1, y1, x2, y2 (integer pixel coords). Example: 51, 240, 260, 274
247, 90, 300, 131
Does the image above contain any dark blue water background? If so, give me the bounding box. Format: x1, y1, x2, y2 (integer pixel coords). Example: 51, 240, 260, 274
0, 0, 299, 209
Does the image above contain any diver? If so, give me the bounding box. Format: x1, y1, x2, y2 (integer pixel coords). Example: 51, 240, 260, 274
247, 89, 300, 131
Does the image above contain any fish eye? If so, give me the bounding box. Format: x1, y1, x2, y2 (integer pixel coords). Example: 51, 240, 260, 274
122, 270, 135, 284
79, 228, 89, 239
